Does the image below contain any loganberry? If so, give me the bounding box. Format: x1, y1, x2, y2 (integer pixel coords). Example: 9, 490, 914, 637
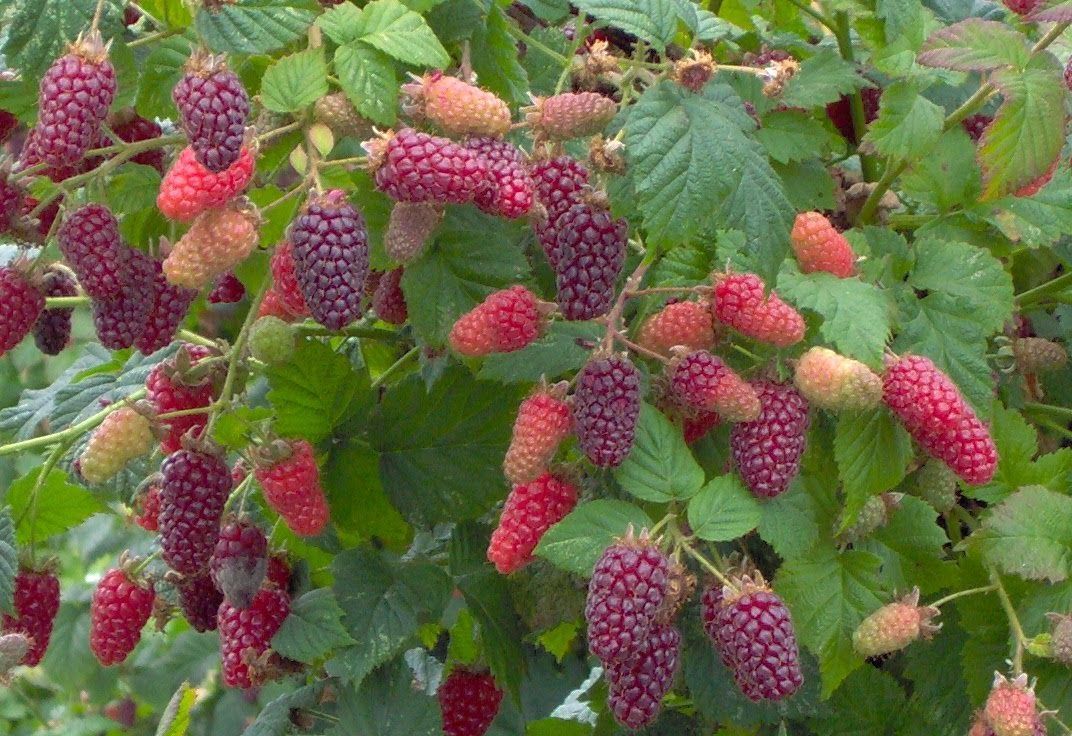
253, 439, 331, 537
159, 448, 233, 575
2, 568, 60, 666
730, 381, 809, 499
438, 668, 504, 736
90, 568, 154, 666
488, 473, 578, 574
572, 354, 641, 468
172, 51, 250, 173
218, 586, 290, 689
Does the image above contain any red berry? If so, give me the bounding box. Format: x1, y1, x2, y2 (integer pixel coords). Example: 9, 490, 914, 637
372, 267, 408, 325
111, 112, 165, 173
503, 385, 573, 485
91, 247, 155, 350
133, 482, 162, 531
265, 553, 292, 591
177, 573, 223, 632
730, 381, 809, 499
606, 623, 680, 729
826, 87, 880, 142
0, 109, 17, 144
669, 350, 760, 422
145, 345, 218, 453
572, 354, 641, 468
136, 256, 197, 355
984, 673, 1040, 736
853, 587, 940, 657
553, 202, 628, 320
0, 266, 45, 357
32, 266, 77, 355
683, 410, 721, 444
384, 201, 442, 264
267, 241, 311, 320
0, 174, 23, 233
79, 406, 155, 485
525, 92, 617, 140
218, 586, 290, 689
159, 449, 233, 575
1066, 57, 1072, 92
157, 145, 255, 222
402, 73, 511, 139
963, 114, 992, 142
288, 189, 369, 330
371, 128, 488, 204
208, 272, 245, 304
530, 156, 589, 268
1003, 0, 1042, 14
585, 534, 670, 663
466, 137, 535, 219
21, 195, 61, 237
173, 52, 250, 173
89, 568, 154, 666
712, 272, 805, 348
2, 568, 60, 666
16, 128, 87, 183
438, 668, 504, 736
449, 285, 543, 357
790, 212, 856, 277
57, 204, 128, 300
211, 518, 268, 608
253, 439, 330, 537
636, 300, 716, 357
164, 200, 260, 290
882, 354, 998, 485
488, 472, 578, 574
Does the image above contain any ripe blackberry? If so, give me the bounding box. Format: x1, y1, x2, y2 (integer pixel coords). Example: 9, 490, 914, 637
111, 111, 165, 173
466, 137, 535, 219
636, 300, 716, 357
157, 145, 255, 222
145, 346, 218, 453
177, 573, 223, 632
882, 355, 998, 485
16, 128, 87, 183
372, 267, 407, 325
33, 266, 77, 355
669, 350, 760, 422
57, 204, 129, 301
34, 33, 116, 168
730, 381, 809, 499
503, 384, 573, 485
92, 248, 155, 350
712, 272, 805, 348
553, 202, 628, 320
487, 473, 578, 574
525, 92, 617, 140
369, 128, 488, 204
208, 272, 245, 304
173, 52, 250, 173
438, 668, 504, 736
572, 355, 641, 468
606, 623, 680, 729
0, 174, 23, 232
21, 196, 61, 237
136, 257, 197, 355
0, 266, 45, 357
159, 448, 233, 575
90, 568, 154, 666
218, 586, 290, 689
384, 201, 442, 263
790, 211, 856, 278
79, 406, 155, 485
853, 587, 939, 657
288, 189, 369, 330
253, 439, 331, 537
449, 286, 543, 357
2, 568, 60, 666
211, 518, 268, 608
402, 72, 511, 139
585, 534, 670, 663
163, 200, 260, 289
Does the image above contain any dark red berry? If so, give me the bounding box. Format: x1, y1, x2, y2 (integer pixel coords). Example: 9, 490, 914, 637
0, 266, 45, 357
218, 586, 290, 689
134, 257, 196, 355
33, 266, 77, 355
210, 519, 268, 609
159, 449, 233, 575
0, 109, 17, 144
21, 196, 61, 237
91, 248, 154, 350
146, 346, 218, 453
172, 53, 250, 173
606, 623, 680, 729
438, 668, 504, 736
208, 272, 245, 304
553, 202, 628, 320
826, 87, 881, 142
730, 381, 809, 499
57, 204, 130, 301
177, 573, 223, 632
17, 128, 86, 183
0, 174, 23, 232
466, 137, 535, 219
2, 568, 60, 666
265, 553, 291, 591
133, 482, 162, 531
962, 114, 992, 143
530, 156, 589, 269
111, 112, 166, 173
371, 128, 488, 204
372, 267, 407, 324
572, 355, 641, 468
89, 568, 154, 666
268, 242, 311, 319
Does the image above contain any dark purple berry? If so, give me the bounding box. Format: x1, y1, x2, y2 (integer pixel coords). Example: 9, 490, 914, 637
553, 202, 627, 320
730, 381, 809, 499
177, 573, 223, 632
466, 137, 534, 219
159, 449, 232, 576
210, 519, 268, 609
0, 174, 23, 232
530, 156, 589, 268
33, 266, 77, 355
172, 53, 250, 173
112, 112, 166, 173
91, 248, 154, 350
606, 623, 680, 729
135, 257, 196, 355
572, 354, 641, 468
0, 266, 45, 357
372, 268, 407, 325
208, 272, 245, 304
57, 204, 129, 301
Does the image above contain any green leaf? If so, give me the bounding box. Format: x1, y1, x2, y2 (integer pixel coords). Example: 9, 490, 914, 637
318, 1, 364, 43
862, 81, 945, 162
917, 18, 1030, 71
527, 720, 591, 736
614, 404, 705, 503
266, 339, 365, 443
136, 0, 193, 28
901, 128, 981, 212
807, 666, 906, 735
781, 49, 867, 109
333, 659, 442, 736
535, 500, 652, 575
243, 682, 327, 736
571, 0, 678, 48
344, 0, 450, 67
0, 510, 16, 615
755, 110, 836, 164
470, 5, 530, 105
834, 409, 913, 526
322, 441, 411, 549
106, 165, 163, 216
967, 404, 1071, 503
329, 548, 452, 686
261, 48, 329, 113
2, 0, 125, 78
686, 474, 763, 541
971, 486, 1072, 583
272, 589, 356, 664
334, 44, 398, 127
195, 0, 317, 55
862, 496, 954, 594
5, 468, 105, 544
155, 683, 196, 736
135, 35, 195, 121
478, 322, 601, 384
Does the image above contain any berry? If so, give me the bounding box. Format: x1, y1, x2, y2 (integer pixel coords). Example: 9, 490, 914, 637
384, 201, 442, 263
0, 266, 44, 357
159, 449, 233, 575
984, 673, 1040, 736
837, 493, 899, 544
730, 381, 809, 499
133, 482, 162, 531
882, 354, 998, 485
488, 472, 578, 574
111, 111, 165, 173
909, 460, 958, 512
0, 174, 23, 232
963, 114, 992, 142
136, 257, 197, 355
853, 587, 940, 657
253, 439, 331, 537
1003, 0, 1041, 14
172, 52, 250, 173
0, 634, 31, 674
370, 128, 488, 204
177, 573, 223, 632
606, 623, 680, 730
553, 202, 628, 320
21, 196, 62, 238
449, 286, 543, 357
266, 553, 292, 591
438, 668, 504, 736
703, 575, 803, 701
826, 87, 880, 142
790, 211, 856, 277
403, 72, 511, 139
211, 519, 269, 609
146, 346, 218, 453
164, 201, 260, 289
1014, 157, 1058, 197
249, 316, 296, 364
1047, 613, 1072, 666
793, 346, 883, 412
268, 241, 311, 319
79, 407, 155, 485
89, 568, 154, 666
1013, 337, 1068, 374
572, 354, 641, 468
91, 248, 155, 350
33, 266, 77, 355
16, 128, 86, 183
466, 137, 535, 219
2, 568, 60, 666
208, 272, 245, 304
684, 410, 721, 444
531, 156, 591, 269
0, 109, 17, 144
503, 385, 573, 485
57, 204, 130, 301
288, 189, 369, 330
372, 267, 407, 325
314, 92, 373, 139
157, 145, 255, 222
33, 34, 116, 168
712, 273, 805, 348
636, 300, 716, 357
218, 586, 290, 689
669, 350, 760, 422
525, 92, 617, 140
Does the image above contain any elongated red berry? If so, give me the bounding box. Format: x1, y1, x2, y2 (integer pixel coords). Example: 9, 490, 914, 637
606, 623, 680, 729
159, 448, 233, 575
369, 128, 488, 204
525, 92, 617, 140
554, 202, 628, 320
146, 345, 218, 453
90, 568, 154, 666
372, 267, 407, 325
211, 518, 268, 608
712, 273, 805, 348
253, 439, 330, 537
79, 406, 155, 485
670, 350, 760, 422
218, 586, 290, 689
56, 204, 128, 300
488, 473, 578, 574
133, 482, 162, 531
984, 673, 1040, 736
2, 568, 60, 666
503, 384, 572, 485
531, 156, 589, 269
636, 300, 716, 357
384, 201, 442, 264
730, 381, 809, 499
853, 587, 939, 657
33, 266, 77, 355
466, 137, 535, 219
0, 266, 44, 357
173, 51, 250, 173
268, 241, 311, 319
164, 200, 259, 290
793, 346, 882, 412
438, 668, 504, 736
157, 146, 255, 222
136, 257, 197, 355
882, 354, 997, 485
91, 248, 155, 350
177, 573, 223, 632
403, 72, 511, 139
573, 354, 641, 468
790, 212, 856, 277
449, 286, 543, 357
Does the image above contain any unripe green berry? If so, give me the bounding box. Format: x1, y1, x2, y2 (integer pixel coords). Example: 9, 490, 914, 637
249, 316, 295, 364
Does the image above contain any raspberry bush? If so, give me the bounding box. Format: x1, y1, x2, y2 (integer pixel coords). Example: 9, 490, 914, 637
0, 0, 1070, 733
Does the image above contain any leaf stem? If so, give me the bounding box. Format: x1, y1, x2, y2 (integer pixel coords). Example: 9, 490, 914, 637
602, 254, 654, 353
294, 322, 403, 341
991, 569, 1028, 674
778, 0, 835, 29
203, 283, 269, 437
610, 331, 670, 363
256, 120, 303, 146
930, 583, 998, 608
1024, 402, 1072, 420
1016, 271, 1072, 307
0, 388, 147, 457
177, 329, 220, 349
370, 346, 420, 389
505, 22, 570, 65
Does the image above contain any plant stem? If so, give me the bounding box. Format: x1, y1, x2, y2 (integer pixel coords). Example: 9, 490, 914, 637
177, 329, 220, 349
128, 28, 178, 48
294, 323, 403, 341
156, 404, 219, 421
1017, 271, 1072, 308
611, 332, 670, 363
951, 504, 979, 531
204, 283, 269, 437
1024, 402, 1072, 420
44, 295, 90, 309
370, 346, 420, 389
779, 0, 835, 29
677, 536, 733, 587
13, 134, 184, 182
930, 583, 998, 608
833, 12, 877, 182
130, 550, 161, 577
256, 120, 303, 145
505, 22, 570, 65
602, 255, 654, 352
0, 388, 147, 457
626, 286, 705, 298
991, 569, 1028, 674
22, 439, 73, 555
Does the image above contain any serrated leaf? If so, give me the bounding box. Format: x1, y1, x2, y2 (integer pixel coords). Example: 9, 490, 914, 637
834, 409, 913, 526
755, 110, 836, 164
2, 0, 125, 78
863, 81, 945, 162
972, 486, 1072, 582
571, 0, 678, 48
155, 682, 196, 736
136, 0, 193, 28
536, 500, 652, 575
266, 339, 364, 443
911, 239, 1013, 329
345, 0, 450, 67
902, 128, 981, 212
917, 18, 1029, 71
807, 667, 906, 735
862, 496, 953, 594
614, 404, 705, 503
195, 0, 317, 55
261, 48, 328, 113
470, 5, 529, 105
135, 35, 195, 121
5, 469, 105, 544
334, 44, 398, 127
781, 49, 867, 109
333, 659, 442, 736
478, 322, 601, 384
322, 441, 410, 549
106, 164, 162, 215
0, 510, 16, 615
242, 682, 327, 736
272, 589, 355, 664
686, 474, 762, 541
318, 1, 364, 43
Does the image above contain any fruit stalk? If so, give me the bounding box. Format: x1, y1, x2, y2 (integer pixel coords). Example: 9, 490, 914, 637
0, 388, 147, 457
204, 280, 269, 436
992, 569, 1029, 674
